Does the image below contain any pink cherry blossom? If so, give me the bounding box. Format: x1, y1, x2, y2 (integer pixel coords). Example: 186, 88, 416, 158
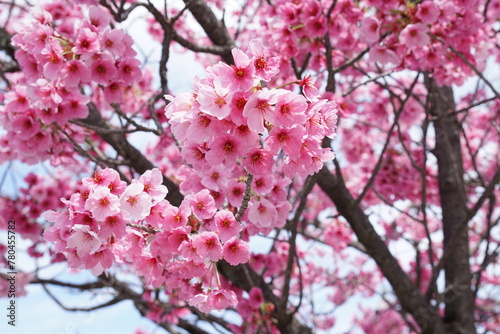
88, 5, 111, 30
214, 210, 241, 241
85, 247, 114, 275
120, 183, 153, 221
218, 48, 256, 91
73, 28, 99, 56
197, 79, 232, 120
207, 289, 238, 311
227, 179, 245, 207
222, 237, 250, 265
399, 23, 430, 50
268, 90, 308, 127
249, 287, 264, 309
189, 294, 212, 313
117, 57, 142, 85
297, 75, 320, 101
162, 202, 191, 230
252, 175, 274, 195
243, 148, 274, 175
305, 15, 327, 38
84, 186, 120, 221
91, 54, 117, 85
242, 88, 277, 133
66, 224, 101, 258
369, 45, 399, 65
200, 165, 229, 191
41, 42, 64, 80
247, 198, 278, 228
61, 59, 91, 86
247, 39, 280, 81
100, 28, 126, 56
266, 125, 305, 159
100, 214, 126, 239
359, 17, 380, 44
205, 133, 243, 168
186, 189, 217, 220
192, 231, 222, 262
104, 81, 124, 103
417, 1, 440, 24
137, 168, 168, 204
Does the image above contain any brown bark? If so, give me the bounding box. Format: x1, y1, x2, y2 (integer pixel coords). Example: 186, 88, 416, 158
82, 104, 184, 206
317, 166, 447, 333
425, 76, 476, 334
183, 0, 236, 64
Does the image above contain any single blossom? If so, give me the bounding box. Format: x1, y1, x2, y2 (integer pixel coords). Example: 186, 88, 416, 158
73, 27, 99, 56
417, 1, 440, 24
205, 133, 243, 168
186, 189, 217, 220
218, 48, 256, 91
247, 198, 278, 228
268, 90, 307, 127
192, 231, 222, 262
242, 88, 277, 133
214, 210, 241, 241
247, 39, 280, 81
206, 289, 238, 311
137, 168, 168, 204
197, 78, 232, 120
84, 186, 120, 221
359, 17, 380, 44
120, 183, 153, 221
399, 23, 430, 50
91, 54, 117, 85
249, 287, 265, 309
266, 125, 305, 159
222, 237, 250, 265
244, 148, 274, 175
66, 224, 101, 258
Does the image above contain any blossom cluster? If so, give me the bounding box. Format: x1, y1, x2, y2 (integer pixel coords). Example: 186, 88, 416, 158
247, 0, 496, 86
43, 168, 247, 312
164, 39, 337, 234
42, 38, 338, 315
0, 3, 143, 164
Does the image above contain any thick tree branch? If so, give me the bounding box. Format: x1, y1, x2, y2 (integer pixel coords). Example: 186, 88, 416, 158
82, 103, 184, 206
182, 0, 236, 64
316, 165, 446, 333
424, 76, 475, 334
217, 261, 313, 334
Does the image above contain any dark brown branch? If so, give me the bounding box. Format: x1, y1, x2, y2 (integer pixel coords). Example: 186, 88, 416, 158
172, 30, 232, 56
424, 76, 475, 333
82, 103, 184, 206
41, 283, 123, 312
217, 261, 313, 334
316, 165, 446, 333
182, 0, 236, 64
278, 173, 318, 330
30, 277, 105, 290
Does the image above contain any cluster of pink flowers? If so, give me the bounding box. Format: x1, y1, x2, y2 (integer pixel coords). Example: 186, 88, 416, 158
0, 2, 143, 164
0, 172, 73, 243
165, 39, 337, 235
237, 0, 497, 87
0, 171, 75, 297
43, 168, 248, 311
41, 38, 338, 315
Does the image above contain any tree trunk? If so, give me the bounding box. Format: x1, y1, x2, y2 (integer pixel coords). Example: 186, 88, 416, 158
425, 76, 476, 334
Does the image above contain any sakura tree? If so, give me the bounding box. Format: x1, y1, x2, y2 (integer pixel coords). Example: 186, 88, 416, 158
0, 0, 499, 333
